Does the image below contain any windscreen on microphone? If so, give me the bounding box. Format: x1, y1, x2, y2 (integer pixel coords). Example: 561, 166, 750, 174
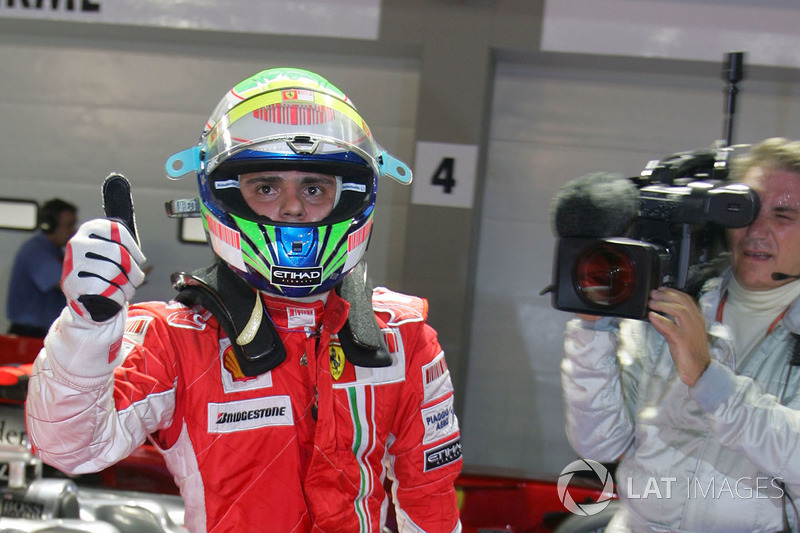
550, 172, 639, 238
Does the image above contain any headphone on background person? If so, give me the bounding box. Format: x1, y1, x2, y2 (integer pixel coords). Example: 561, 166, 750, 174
38, 199, 77, 234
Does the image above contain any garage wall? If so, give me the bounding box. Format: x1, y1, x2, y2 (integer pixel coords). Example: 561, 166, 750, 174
0, 21, 419, 333
461, 53, 800, 476
4, 1, 800, 483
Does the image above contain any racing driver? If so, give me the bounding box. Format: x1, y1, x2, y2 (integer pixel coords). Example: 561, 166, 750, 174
25, 67, 463, 532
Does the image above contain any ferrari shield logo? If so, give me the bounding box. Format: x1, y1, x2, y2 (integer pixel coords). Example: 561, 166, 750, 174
330, 344, 346, 381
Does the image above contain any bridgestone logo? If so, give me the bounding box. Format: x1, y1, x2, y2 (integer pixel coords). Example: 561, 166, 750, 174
271, 266, 323, 286
208, 396, 293, 433
217, 406, 286, 424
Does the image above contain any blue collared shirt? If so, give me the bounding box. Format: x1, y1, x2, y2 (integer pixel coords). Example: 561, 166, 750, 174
6, 232, 66, 331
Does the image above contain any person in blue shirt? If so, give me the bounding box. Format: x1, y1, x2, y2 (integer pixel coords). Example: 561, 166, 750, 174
6, 198, 78, 338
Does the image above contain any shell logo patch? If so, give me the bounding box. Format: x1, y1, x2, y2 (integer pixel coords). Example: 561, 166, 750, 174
223, 345, 256, 382
219, 339, 273, 393
330, 343, 346, 381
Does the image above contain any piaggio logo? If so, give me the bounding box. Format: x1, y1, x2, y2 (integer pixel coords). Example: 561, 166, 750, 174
271, 266, 322, 286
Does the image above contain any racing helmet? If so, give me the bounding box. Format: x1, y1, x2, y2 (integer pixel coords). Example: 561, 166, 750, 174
165, 67, 412, 297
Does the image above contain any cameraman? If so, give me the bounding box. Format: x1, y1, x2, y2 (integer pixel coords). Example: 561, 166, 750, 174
561, 137, 800, 532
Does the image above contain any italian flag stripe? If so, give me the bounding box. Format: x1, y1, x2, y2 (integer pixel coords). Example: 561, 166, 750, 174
349, 385, 377, 530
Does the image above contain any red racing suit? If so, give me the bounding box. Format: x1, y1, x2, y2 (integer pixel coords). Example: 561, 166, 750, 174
26, 286, 462, 532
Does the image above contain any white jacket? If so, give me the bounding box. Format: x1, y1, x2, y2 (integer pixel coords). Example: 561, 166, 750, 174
561, 269, 800, 532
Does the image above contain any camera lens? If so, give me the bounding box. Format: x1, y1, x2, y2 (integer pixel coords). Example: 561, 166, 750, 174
574, 243, 636, 307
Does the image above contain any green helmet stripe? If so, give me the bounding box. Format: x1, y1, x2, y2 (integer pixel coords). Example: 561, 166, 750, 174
232, 215, 274, 274
204, 207, 370, 295
232, 68, 348, 102
319, 221, 351, 277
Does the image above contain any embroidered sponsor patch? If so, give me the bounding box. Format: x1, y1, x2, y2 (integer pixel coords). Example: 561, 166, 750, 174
108, 338, 122, 364
421, 395, 459, 445
330, 343, 346, 381
287, 307, 315, 329
208, 396, 292, 433
422, 352, 453, 403
331, 329, 406, 388
220, 340, 273, 392
123, 316, 154, 345
120, 315, 155, 358
167, 308, 208, 331
424, 436, 462, 472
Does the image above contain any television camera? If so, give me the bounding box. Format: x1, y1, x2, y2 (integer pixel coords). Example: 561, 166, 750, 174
548, 148, 759, 319
547, 52, 761, 320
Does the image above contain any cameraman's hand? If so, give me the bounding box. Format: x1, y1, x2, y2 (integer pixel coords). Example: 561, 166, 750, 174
61, 219, 146, 323
648, 287, 710, 387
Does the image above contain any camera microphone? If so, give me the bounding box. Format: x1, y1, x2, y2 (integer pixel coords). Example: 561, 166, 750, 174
772, 272, 800, 281
544, 172, 644, 312
550, 172, 639, 238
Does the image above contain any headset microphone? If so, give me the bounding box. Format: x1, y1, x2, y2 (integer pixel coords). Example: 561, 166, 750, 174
772, 272, 800, 281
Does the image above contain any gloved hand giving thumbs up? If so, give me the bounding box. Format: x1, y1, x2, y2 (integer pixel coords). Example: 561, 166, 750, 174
61, 174, 146, 323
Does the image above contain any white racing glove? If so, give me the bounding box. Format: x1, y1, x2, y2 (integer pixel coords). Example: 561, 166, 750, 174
61, 218, 146, 323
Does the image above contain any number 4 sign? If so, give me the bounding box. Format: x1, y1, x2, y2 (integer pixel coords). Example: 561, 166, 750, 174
411, 142, 479, 208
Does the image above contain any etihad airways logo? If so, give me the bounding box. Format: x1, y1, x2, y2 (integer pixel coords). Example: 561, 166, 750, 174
271, 265, 322, 286
207, 396, 292, 433
424, 436, 462, 472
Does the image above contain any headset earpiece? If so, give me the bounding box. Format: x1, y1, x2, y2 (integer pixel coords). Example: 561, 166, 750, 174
38, 206, 57, 234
